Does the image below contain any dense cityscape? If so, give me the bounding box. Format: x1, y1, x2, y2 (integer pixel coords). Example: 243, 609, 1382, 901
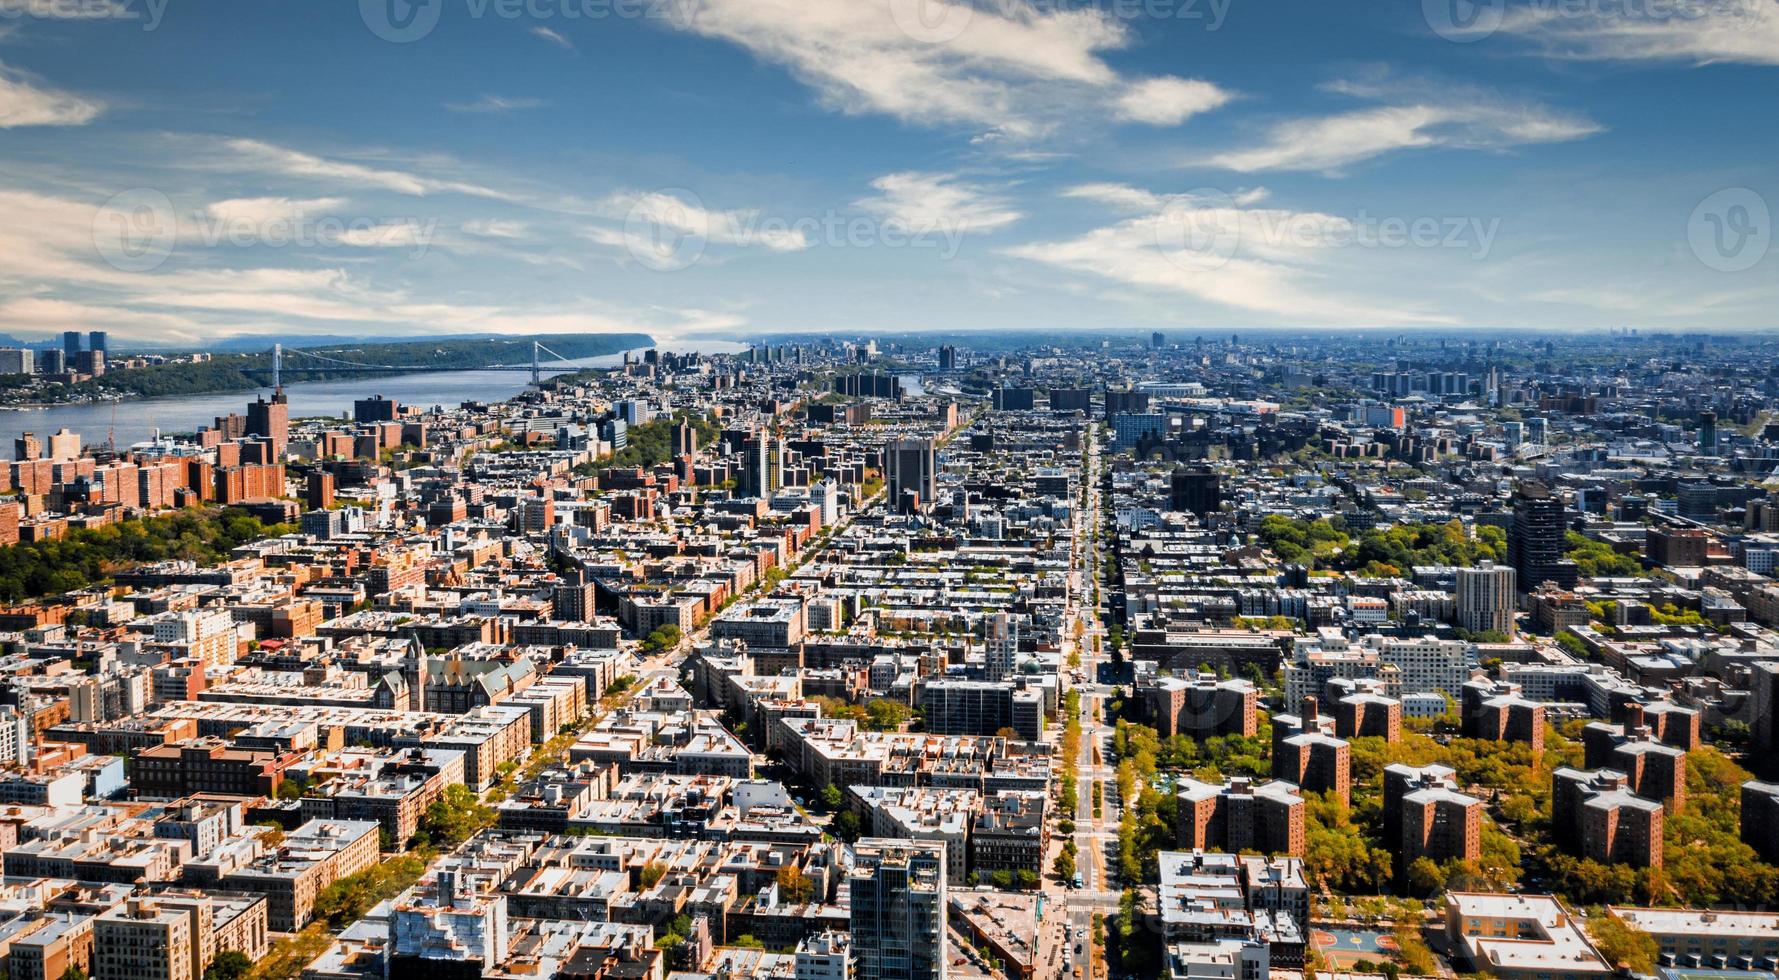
0, 331, 1772, 980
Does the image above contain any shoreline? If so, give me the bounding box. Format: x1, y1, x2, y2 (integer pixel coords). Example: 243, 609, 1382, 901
0, 335, 659, 412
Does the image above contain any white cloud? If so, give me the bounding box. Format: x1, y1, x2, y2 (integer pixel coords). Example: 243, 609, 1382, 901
445, 95, 547, 113
1003, 187, 1454, 325
0, 0, 131, 18
1203, 93, 1600, 174
592, 190, 811, 254
462, 219, 529, 239
0, 297, 207, 343
1114, 76, 1231, 126
670, 0, 1224, 137
0, 184, 721, 343
1488, 1, 1779, 66
203, 196, 347, 225
855, 171, 1021, 235
0, 62, 102, 127
1064, 182, 1267, 212
217, 138, 519, 201
1063, 183, 1165, 212
334, 222, 433, 249
0, 188, 142, 288
530, 26, 573, 50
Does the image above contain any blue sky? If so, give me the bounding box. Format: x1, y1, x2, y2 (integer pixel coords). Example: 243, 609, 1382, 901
0, 0, 1774, 346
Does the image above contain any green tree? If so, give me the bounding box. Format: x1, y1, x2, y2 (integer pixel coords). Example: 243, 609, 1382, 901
831, 810, 863, 842
1393, 922, 1435, 976
1586, 913, 1658, 973
820, 784, 844, 811
418, 784, 492, 848
863, 698, 912, 731
203, 951, 253, 980
776, 864, 815, 904
1053, 851, 1077, 881
1405, 857, 1444, 897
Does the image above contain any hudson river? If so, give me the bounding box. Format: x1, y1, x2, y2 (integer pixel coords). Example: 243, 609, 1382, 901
0, 342, 747, 450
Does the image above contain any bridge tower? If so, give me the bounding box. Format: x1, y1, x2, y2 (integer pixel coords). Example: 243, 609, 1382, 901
272, 343, 282, 389
532, 341, 540, 386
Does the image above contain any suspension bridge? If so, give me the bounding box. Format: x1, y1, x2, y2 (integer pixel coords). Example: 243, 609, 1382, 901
254, 341, 586, 387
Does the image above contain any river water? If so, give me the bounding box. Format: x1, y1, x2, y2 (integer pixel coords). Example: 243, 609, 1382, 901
0, 341, 747, 450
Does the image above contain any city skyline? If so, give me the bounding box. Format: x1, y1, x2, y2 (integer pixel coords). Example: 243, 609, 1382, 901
0, 332, 1771, 980
0, 1, 1773, 346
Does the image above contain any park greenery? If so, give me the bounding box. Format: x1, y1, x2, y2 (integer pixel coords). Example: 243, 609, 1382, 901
1254, 516, 1507, 577
1565, 531, 1646, 578
574, 413, 724, 475
640, 624, 683, 653
0, 507, 293, 602
812, 695, 914, 732
1102, 703, 1779, 940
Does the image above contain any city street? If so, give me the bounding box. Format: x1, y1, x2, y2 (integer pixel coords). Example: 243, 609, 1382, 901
1055, 428, 1121, 980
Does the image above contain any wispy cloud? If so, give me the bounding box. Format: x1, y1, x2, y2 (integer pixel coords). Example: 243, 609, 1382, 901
530, 26, 573, 50
855, 171, 1022, 235
1483, 0, 1779, 66
216, 138, 523, 202
203, 196, 347, 224
587, 189, 811, 264
1004, 185, 1455, 325
668, 0, 1229, 139
0, 62, 102, 127
445, 95, 547, 113
1063, 182, 1268, 213
0, 180, 735, 344
461, 219, 529, 239
0, 0, 131, 18
1202, 77, 1600, 174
